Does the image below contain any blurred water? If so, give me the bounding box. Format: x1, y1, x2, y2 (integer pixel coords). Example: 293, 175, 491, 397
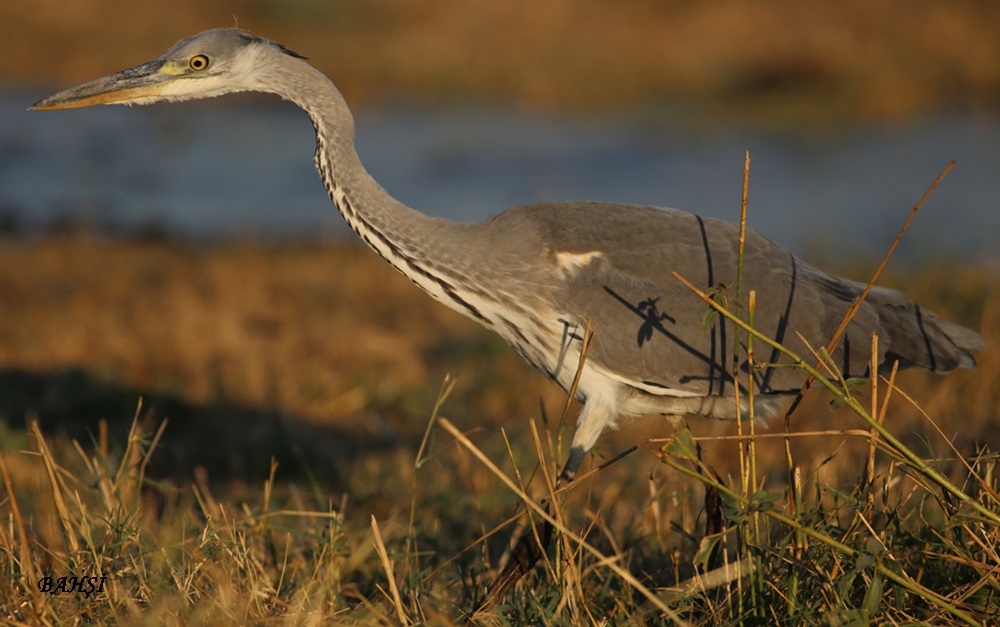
1, 90, 997, 263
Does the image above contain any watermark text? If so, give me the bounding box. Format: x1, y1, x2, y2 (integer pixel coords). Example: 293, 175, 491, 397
37, 575, 107, 598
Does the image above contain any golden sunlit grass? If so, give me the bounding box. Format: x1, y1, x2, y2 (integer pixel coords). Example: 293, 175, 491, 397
4, 4, 998, 621
6, 0, 1000, 123
0, 231, 996, 624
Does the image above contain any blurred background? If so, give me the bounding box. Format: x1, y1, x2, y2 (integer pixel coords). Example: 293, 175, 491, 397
1, 6, 998, 620
0, 0, 997, 485
2, 0, 999, 258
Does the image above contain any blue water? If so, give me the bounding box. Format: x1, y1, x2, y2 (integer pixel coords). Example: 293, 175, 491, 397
2, 90, 998, 263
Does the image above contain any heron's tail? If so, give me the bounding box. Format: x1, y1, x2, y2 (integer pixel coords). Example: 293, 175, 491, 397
928, 318, 988, 370
870, 286, 986, 374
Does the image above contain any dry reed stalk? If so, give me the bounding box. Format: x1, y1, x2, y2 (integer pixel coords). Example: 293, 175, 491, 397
439, 417, 687, 624
371, 515, 410, 626
781, 160, 956, 422
31, 420, 80, 556
0, 451, 41, 616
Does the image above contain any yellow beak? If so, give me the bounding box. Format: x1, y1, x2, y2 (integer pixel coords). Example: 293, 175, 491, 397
31, 60, 172, 110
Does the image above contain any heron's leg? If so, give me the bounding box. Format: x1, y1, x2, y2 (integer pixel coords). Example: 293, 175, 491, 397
559, 446, 588, 484
473, 398, 619, 614
560, 393, 620, 482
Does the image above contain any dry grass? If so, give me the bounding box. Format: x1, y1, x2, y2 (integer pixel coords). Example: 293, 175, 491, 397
6, 1, 1000, 123
0, 234, 996, 624
4, 3, 998, 621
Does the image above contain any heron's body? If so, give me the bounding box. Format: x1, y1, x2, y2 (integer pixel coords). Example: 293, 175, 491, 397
34, 27, 985, 525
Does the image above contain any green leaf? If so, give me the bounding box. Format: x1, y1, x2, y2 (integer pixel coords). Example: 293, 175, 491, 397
890, 581, 905, 611
702, 308, 717, 331
749, 490, 783, 512
717, 491, 747, 524
837, 570, 859, 602
693, 532, 726, 571
830, 394, 848, 410
664, 429, 698, 460
855, 552, 874, 571
861, 575, 884, 617
865, 537, 886, 557
818, 346, 834, 365
838, 608, 871, 625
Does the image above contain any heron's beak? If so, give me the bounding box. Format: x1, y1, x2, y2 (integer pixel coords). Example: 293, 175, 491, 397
30, 59, 175, 110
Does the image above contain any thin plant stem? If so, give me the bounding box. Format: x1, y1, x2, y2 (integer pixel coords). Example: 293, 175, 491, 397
673, 270, 1000, 528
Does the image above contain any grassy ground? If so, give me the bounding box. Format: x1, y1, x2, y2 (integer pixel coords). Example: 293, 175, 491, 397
0, 235, 996, 624
4, 4, 1000, 621
6, 0, 1000, 125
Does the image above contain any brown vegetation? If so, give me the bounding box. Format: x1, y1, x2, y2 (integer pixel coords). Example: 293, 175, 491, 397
0, 234, 996, 622
2, 2, 999, 619
6, 1, 1000, 123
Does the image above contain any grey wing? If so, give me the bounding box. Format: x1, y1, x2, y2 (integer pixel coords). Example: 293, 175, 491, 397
547, 209, 824, 396
532, 202, 978, 398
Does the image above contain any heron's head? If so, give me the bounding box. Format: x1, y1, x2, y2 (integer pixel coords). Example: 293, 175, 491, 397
31, 28, 305, 110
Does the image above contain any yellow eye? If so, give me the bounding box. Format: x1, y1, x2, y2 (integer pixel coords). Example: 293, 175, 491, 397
189, 55, 210, 71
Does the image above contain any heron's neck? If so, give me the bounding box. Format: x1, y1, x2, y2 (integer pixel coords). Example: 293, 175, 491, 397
265, 56, 496, 324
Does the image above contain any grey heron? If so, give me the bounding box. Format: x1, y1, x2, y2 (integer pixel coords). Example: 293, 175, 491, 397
32, 28, 986, 605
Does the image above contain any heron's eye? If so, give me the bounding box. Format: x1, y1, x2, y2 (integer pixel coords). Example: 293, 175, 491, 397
189, 55, 210, 71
